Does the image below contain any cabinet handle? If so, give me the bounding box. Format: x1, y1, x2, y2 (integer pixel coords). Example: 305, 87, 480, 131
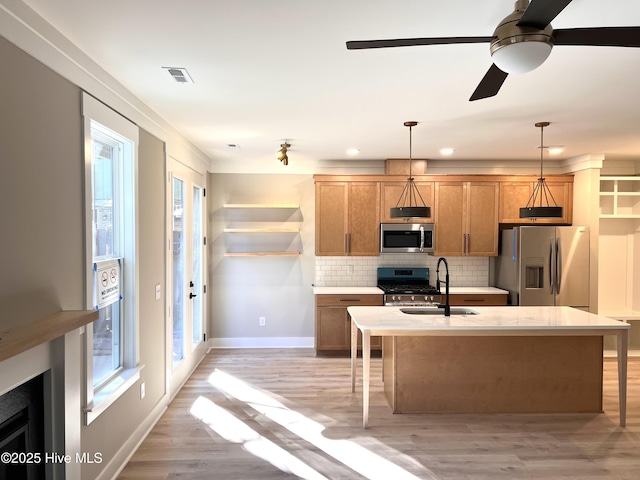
464, 298, 484, 302
344, 233, 351, 254
340, 299, 361, 302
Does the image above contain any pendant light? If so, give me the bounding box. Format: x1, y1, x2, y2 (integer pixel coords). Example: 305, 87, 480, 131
519, 121, 563, 219
390, 121, 431, 218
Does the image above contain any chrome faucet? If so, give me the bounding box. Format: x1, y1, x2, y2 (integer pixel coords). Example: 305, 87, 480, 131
436, 257, 451, 316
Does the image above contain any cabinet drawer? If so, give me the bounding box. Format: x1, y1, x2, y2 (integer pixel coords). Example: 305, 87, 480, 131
448, 294, 507, 306
315, 294, 383, 307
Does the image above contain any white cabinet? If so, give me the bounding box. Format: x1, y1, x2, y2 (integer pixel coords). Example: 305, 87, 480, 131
599, 177, 640, 355
599, 177, 640, 218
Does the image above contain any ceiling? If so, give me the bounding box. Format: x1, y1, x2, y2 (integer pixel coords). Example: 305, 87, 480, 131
18, 0, 640, 172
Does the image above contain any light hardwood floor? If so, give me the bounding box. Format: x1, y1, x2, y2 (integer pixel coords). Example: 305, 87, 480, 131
118, 349, 640, 480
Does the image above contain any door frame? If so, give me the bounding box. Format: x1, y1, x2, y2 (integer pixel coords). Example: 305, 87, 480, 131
165, 157, 208, 398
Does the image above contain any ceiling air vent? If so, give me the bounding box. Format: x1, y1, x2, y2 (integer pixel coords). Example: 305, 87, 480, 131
163, 67, 194, 84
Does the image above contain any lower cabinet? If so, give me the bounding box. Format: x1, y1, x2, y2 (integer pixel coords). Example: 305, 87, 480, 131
315, 294, 383, 355
446, 293, 508, 306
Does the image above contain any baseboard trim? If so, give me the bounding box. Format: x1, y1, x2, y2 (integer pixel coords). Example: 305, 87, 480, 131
100, 399, 168, 480
209, 337, 314, 349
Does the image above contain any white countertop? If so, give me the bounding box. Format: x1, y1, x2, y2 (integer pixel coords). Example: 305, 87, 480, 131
347, 306, 630, 332
447, 287, 508, 295
313, 287, 384, 295
313, 286, 507, 295
599, 309, 640, 321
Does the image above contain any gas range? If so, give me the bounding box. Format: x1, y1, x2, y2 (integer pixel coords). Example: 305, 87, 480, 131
377, 267, 442, 306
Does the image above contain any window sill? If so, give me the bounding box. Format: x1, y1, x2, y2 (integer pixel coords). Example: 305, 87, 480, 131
84, 364, 145, 425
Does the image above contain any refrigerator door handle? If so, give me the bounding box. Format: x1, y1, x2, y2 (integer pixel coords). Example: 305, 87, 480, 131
555, 238, 561, 293
549, 239, 554, 295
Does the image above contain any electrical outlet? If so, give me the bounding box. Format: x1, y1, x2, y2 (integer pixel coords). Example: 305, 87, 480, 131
140, 381, 146, 400
348, 265, 354, 274
259, 316, 266, 327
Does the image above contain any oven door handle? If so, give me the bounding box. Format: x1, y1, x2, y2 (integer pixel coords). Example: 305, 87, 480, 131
419, 225, 425, 253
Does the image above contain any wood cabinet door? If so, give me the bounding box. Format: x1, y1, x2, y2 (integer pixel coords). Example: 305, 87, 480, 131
434, 182, 465, 255
316, 307, 350, 350
499, 182, 533, 223
467, 182, 499, 256
380, 181, 434, 223
447, 293, 508, 306
500, 181, 573, 225
348, 182, 380, 255
533, 181, 573, 225
315, 182, 348, 255
315, 307, 382, 351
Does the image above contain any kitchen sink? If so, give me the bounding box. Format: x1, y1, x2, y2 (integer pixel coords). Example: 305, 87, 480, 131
400, 307, 478, 316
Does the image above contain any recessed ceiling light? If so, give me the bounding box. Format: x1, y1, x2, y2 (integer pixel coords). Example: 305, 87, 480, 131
440, 148, 455, 156
346, 148, 360, 155
548, 147, 564, 155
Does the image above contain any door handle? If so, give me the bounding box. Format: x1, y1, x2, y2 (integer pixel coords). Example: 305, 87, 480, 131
190, 292, 197, 299
549, 239, 554, 295
555, 238, 561, 293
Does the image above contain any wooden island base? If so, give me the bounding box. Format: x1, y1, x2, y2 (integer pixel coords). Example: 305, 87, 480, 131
383, 335, 604, 414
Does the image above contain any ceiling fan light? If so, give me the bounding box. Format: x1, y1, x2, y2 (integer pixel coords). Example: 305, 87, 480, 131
491, 40, 552, 74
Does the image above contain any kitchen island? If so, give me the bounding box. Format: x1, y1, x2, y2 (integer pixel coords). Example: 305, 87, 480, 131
348, 305, 629, 428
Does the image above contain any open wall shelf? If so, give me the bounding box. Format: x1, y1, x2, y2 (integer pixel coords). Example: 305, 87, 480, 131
224, 252, 299, 257
599, 176, 640, 218
222, 203, 301, 256
223, 203, 299, 209
223, 227, 299, 233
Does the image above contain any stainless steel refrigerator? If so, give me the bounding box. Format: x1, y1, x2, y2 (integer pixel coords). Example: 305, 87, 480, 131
495, 226, 589, 308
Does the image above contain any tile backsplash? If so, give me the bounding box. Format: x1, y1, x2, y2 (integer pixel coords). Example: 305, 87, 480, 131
315, 254, 489, 287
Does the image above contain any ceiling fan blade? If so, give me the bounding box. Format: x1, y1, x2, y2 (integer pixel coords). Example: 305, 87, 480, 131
553, 27, 640, 47
346, 36, 493, 50
469, 64, 509, 101
517, 0, 573, 29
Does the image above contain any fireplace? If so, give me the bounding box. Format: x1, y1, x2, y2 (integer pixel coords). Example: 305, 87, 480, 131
0, 374, 46, 480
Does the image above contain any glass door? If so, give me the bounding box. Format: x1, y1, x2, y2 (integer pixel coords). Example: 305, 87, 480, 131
168, 159, 206, 394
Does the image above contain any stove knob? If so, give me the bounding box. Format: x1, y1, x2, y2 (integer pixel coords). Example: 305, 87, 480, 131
411, 296, 415, 301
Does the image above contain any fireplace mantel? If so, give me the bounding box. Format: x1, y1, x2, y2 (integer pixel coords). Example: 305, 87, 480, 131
0, 310, 98, 363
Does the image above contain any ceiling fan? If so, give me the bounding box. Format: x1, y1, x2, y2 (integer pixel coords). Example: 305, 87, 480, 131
346, 0, 640, 101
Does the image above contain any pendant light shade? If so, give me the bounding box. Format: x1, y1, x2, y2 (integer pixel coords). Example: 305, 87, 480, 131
519, 122, 563, 219
390, 121, 431, 219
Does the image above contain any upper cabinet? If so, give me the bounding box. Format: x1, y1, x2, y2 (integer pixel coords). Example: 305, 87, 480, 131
314, 174, 575, 258
599, 176, 640, 218
499, 178, 573, 225
380, 181, 434, 223
434, 181, 499, 256
315, 181, 380, 256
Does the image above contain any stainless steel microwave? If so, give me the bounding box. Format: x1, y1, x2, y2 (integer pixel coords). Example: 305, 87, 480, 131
380, 223, 435, 253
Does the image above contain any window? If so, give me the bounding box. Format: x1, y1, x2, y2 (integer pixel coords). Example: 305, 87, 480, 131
82, 93, 141, 424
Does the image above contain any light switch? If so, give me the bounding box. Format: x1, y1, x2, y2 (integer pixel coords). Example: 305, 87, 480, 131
155, 284, 161, 300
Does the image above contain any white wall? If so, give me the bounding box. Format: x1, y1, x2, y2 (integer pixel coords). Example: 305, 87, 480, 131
208, 173, 316, 348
